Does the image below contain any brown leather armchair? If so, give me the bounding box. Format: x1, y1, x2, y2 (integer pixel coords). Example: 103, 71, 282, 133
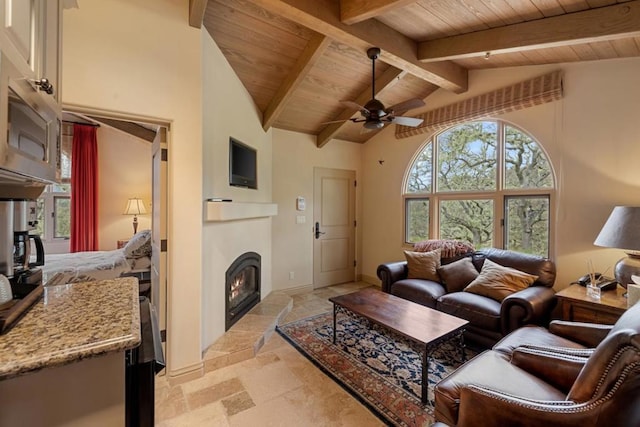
434, 300, 640, 427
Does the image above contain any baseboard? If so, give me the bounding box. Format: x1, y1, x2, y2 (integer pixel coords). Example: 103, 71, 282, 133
166, 362, 205, 386
361, 274, 380, 286
280, 284, 314, 295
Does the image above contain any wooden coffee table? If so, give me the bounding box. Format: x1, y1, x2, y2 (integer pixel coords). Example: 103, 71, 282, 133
328, 288, 468, 404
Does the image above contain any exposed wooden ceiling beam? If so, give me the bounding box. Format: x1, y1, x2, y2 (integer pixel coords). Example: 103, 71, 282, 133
417, 1, 640, 62
263, 34, 331, 131
340, 0, 417, 25
248, 0, 468, 93
189, 0, 208, 28
317, 67, 407, 147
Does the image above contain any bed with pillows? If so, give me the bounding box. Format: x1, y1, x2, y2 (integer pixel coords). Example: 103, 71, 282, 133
377, 241, 558, 348
42, 230, 152, 292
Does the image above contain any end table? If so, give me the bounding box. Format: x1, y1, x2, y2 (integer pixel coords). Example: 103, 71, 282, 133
556, 284, 627, 324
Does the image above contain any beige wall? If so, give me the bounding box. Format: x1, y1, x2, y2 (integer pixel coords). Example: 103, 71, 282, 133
63, 0, 203, 376
271, 129, 363, 290
97, 126, 152, 250
201, 31, 273, 349
361, 57, 640, 289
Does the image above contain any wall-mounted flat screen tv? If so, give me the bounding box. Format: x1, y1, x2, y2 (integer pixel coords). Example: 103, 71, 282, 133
229, 137, 257, 189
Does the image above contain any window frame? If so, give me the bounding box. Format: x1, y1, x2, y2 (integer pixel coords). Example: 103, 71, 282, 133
402, 119, 556, 258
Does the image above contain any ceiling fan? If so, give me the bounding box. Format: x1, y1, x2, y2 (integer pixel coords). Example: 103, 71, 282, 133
325, 47, 425, 130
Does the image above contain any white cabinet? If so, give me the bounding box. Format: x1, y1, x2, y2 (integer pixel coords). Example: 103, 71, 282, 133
0, 0, 61, 103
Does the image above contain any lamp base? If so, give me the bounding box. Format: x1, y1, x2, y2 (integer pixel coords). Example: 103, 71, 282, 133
614, 254, 640, 290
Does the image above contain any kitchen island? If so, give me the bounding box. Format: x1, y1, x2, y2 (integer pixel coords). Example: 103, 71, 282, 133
0, 277, 140, 426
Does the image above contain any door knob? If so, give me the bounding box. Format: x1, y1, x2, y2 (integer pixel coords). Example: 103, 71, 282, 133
315, 222, 325, 239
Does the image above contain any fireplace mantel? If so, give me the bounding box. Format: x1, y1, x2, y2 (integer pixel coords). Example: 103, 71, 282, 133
206, 201, 278, 222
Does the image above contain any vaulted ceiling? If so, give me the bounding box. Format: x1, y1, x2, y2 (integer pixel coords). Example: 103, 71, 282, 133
189, 0, 640, 146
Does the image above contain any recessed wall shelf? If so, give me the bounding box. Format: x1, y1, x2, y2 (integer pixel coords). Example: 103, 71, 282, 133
205, 201, 278, 222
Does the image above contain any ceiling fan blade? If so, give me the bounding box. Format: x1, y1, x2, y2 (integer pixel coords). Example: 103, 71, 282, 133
386, 98, 425, 115
320, 119, 350, 125
340, 100, 370, 115
393, 116, 424, 127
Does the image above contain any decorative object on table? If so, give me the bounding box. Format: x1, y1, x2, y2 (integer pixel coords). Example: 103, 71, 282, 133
123, 198, 147, 235
277, 311, 475, 426
629, 276, 640, 307
594, 206, 640, 292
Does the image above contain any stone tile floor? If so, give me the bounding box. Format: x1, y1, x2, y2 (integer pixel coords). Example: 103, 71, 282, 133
155, 281, 385, 426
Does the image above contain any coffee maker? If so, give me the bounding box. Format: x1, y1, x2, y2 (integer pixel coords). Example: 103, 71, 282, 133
0, 200, 44, 296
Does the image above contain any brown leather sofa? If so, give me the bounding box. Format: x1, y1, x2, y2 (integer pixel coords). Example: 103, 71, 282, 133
377, 248, 557, 348
434, 300, 640, 427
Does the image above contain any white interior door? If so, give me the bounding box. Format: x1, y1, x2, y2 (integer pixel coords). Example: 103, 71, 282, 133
151, 127, 168, 339
313, 167, 356, 288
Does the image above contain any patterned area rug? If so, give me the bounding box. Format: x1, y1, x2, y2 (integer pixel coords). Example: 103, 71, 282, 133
276, 311, 474, 427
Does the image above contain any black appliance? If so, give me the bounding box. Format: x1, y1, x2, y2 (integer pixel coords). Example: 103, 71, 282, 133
13, 231, 44, 271
126, 296, 165, 427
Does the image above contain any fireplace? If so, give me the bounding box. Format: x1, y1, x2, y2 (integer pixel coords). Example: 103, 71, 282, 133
225, 252, 261, 330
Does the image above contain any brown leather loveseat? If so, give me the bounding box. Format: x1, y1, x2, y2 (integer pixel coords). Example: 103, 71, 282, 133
377, 247, 557, 348
434, 299, 640, 426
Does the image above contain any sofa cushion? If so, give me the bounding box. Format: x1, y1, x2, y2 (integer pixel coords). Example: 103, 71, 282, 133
404, 248, 441, 281
434, 350, 566, 426
464, 259, 538, 302
391, 279, 445, 309
437, 292, 501, 332
437, 256, 479, 293
475, 248, 556, 287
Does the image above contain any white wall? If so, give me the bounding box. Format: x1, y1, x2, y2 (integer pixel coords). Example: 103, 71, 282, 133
63, 0, 203, 377
201, 31, 273, 350
361, 57, 640, 288
272, 129, 363, 290
97, 126, 152, 250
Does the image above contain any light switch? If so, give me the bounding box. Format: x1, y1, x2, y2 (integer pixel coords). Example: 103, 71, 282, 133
296, 215, 306, 224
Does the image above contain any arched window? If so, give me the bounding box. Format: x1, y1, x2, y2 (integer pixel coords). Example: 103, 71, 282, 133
404, 120, 555, 257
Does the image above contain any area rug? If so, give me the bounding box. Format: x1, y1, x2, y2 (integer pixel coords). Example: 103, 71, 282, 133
276, 311, 475, 427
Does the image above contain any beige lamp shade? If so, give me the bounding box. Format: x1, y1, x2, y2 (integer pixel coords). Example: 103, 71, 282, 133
124, 198, 147, 216
594, 206, 640, 289
123, 198, 147, 234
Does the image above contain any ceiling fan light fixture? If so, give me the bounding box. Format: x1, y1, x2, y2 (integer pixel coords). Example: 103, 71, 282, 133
364, 120, 384, 130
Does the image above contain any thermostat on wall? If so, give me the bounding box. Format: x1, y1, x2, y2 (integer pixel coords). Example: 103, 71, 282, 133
296, 196, 306, 211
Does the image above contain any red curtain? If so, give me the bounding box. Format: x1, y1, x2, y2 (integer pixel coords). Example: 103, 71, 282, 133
70, 124, 99, 252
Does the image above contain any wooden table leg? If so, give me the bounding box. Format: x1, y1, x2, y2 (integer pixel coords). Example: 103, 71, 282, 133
332, 304, 337, 344
422, 345, 429, 404
459, 330, 466, 363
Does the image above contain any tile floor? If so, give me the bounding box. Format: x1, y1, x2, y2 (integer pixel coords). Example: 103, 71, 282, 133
155, 282, 386, 426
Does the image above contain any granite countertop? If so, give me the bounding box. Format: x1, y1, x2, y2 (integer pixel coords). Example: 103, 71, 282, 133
0, 277, 141, 380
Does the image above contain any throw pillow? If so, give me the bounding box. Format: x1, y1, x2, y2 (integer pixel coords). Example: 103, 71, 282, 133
436, 256, 479, 293
123, 229, 152, 259
464, 259, 538, 302
404, 248, 441, 281
412, 239, 475, 259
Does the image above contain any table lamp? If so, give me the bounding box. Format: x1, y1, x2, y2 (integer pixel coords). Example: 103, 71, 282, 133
594, 206, 640, 291
123, 198, 147, 234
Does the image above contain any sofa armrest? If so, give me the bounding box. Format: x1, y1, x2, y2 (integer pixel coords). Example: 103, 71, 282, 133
511, 346, 587, 393
500, 286, 557, 334
548, 320, 612, 347
376, 261, 408, 293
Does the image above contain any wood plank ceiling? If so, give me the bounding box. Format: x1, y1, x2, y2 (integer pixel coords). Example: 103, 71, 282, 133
195, 0, 640, 146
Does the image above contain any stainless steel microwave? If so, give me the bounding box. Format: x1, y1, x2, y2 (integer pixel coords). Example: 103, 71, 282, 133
0, 53, 60, 184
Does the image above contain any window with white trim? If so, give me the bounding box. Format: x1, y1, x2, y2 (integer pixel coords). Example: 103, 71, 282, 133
404, 120, 555, 257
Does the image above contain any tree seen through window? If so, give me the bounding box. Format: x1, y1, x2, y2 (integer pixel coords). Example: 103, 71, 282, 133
404, 120, 554, 257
